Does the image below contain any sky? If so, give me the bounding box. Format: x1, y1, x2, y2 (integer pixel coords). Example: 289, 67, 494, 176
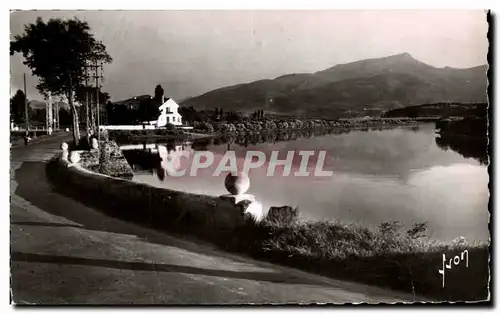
10, 10, 489, 102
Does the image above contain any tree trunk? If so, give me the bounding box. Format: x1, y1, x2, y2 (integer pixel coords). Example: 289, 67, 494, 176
68, 89, 80, 146
90, 99, 95, 133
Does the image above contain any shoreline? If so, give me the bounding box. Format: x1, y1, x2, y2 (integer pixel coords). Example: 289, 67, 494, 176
109, 119, 424, 144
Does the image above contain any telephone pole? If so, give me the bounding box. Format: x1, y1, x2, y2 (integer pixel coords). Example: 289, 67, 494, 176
23, 73, 29, 131
84, 64, 90, 138
84, 55, 104, 141
95, 59, 101, 141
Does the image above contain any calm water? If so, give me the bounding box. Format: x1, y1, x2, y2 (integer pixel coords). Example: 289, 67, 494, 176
121, 124, 489, 242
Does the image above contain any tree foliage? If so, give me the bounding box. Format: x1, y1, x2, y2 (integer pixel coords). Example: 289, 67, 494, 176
154, 84, 164, 103
10, 89, 26, 125
75, 86, 110, 105
10, 17, 112, 144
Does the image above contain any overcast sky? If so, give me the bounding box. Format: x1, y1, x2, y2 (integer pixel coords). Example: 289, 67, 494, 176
10, 10, 488, 102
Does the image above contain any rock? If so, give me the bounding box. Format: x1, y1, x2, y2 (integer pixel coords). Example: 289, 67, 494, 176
224, 171, 250, 195
266, 206, 298, 225
61, 142, 68, 151
69, 151, 81, 164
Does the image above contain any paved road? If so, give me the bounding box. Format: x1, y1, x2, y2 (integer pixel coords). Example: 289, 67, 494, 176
10, 135, 420, 304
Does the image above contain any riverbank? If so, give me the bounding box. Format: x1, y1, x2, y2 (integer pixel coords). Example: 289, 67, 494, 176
193, 117, 419, 135
107, 118, 419, 144
48, 144, 490, 302
231, 210, 489, 302
435, 117, 488, 165
107, 128, 214, 143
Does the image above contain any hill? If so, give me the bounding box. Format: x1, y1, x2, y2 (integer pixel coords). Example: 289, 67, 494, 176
112, 95, 151, 110
181, 53, 488, 118
384, 102, 487, 118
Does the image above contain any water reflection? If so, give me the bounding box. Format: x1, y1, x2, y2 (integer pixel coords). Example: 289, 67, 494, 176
120, 124, 489, 241
435, 134, 488, 165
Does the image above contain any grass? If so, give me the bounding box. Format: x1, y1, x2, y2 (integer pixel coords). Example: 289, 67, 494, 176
227, 210, 490, 302
78, 140, 134, 180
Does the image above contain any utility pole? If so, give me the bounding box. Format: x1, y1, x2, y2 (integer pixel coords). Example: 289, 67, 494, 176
85, 56, 104, 141
84, 63, 90, 138
46, 93, 53, 135
95, 59, 100, 141
23, 73, 29, 132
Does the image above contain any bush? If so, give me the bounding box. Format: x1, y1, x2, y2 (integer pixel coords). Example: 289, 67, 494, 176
407, 222, 428, 239
378, 220, 403, 236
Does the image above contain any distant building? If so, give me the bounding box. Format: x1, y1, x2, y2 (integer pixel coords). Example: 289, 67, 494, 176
157, 97, 183, 126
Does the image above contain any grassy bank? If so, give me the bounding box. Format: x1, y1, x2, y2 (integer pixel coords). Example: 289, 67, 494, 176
192, 117, 418, 135
106, 128, 213, 143
227, 211, 489, 302
78, 141, 134, 180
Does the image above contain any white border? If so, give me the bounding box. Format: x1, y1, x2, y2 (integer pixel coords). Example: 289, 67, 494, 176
3, 1, 498, 313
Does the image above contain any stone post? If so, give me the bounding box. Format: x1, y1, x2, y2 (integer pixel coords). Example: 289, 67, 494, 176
219, 172, 264, 222
61, 142, 69, 161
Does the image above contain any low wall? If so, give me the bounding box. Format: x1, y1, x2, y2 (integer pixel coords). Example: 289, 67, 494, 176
47, 156, 249, 237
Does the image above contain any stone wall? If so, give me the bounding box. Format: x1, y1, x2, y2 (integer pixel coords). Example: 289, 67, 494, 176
47, 156, 248, 236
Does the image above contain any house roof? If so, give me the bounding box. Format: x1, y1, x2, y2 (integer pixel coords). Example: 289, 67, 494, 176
159, 98, 179, 109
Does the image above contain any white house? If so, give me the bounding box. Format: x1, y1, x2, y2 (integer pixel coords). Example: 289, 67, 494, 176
157, 98, 183, 127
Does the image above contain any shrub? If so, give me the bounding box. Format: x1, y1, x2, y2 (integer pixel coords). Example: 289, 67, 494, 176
407, 222, 429, 239
203, 122, 214, 133
378, 220, 403, 237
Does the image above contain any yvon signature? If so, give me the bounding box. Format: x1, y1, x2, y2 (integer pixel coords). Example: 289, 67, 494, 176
438, 250, 469, 288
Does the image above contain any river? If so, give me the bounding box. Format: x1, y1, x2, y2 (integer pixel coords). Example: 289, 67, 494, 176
120, 124, 489, 242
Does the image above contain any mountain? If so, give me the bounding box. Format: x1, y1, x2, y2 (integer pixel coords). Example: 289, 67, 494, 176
112, 95, 151, 110
181, 53, 488, 118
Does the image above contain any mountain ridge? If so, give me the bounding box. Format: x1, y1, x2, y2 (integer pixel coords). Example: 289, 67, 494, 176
181, 53, 487, 118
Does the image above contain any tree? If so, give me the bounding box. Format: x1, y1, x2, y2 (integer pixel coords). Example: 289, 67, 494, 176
138, 86, 162, 123
75, 86, 110, 131
75, 86, 110, 129
11, 17, 112, 145
75, 86, 110, 105
105, 101, 114, 125
154, 84, 164, 104
10, 89, 26, 126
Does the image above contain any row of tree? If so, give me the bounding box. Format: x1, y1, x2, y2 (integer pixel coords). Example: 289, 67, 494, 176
10, 90, 27, 126
11, 17, 113, 145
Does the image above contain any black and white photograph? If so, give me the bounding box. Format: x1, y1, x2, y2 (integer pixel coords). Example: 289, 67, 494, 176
8, 7, 491, 305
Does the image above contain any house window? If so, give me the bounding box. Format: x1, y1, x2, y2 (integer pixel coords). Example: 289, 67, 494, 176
173, 117, 175, 122
166, 117, 170, 123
